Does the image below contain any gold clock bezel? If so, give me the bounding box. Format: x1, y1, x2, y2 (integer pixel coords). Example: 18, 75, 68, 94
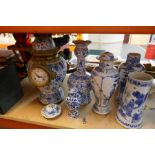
28, 65, 51, 87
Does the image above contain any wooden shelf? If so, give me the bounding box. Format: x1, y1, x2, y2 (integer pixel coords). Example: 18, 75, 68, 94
0, 26, 155, 34
0, 76, 155, 129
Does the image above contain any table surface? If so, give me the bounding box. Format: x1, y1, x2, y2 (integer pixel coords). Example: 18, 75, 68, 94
0, 76, 155, 129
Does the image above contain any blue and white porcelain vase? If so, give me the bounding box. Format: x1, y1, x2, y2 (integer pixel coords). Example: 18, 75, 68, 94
91, 52, 119, 115
66, 40, 92, 118
28, 34, 67, 105
116, 72, 153, 129
117, 53, 145, 105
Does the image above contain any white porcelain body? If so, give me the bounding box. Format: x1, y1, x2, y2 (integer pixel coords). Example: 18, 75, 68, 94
116, 72, 153, 129
117, 53, 145, 104
92, 63, 118, 115
91, 58, 119, 115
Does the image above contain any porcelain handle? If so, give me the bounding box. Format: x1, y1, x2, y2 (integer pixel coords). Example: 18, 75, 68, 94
145, 87, 155, 110
150, 88, 155, 94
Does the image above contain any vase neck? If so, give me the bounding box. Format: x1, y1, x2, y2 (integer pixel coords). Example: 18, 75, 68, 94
99, 61, 113, 70
77, 57, 86, 75
126, 53, 141, 65
74, 42, 89, 75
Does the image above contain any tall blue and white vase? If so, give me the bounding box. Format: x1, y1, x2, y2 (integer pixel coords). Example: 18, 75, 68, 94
28, 34, 67, 105
116, 72, 153, 128
91, 52, 119, 115
66, 40, 92, 118
117, 53, 145, 105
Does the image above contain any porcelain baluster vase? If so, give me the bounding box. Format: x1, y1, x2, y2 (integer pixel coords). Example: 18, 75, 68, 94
116, 72, 153, 129
91, 52, 119, 115
28, 34, 67, 105
66, 40, 92, 118
117, 53, 145, 105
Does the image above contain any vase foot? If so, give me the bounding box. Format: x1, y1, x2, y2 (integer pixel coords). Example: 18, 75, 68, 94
39, 87, 64, 105
116, 111, 142, 129
92, 104, 111, 115
68, 110, 80, 119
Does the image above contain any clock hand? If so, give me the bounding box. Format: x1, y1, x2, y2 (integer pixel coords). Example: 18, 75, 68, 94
35, 72, 43, 78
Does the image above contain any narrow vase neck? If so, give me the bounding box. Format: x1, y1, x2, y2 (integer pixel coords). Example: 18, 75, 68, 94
77, 56, 86, 74
126, 53, 141, 65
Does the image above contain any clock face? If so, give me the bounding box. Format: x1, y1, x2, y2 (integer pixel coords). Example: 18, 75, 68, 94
29, 67, 50, 87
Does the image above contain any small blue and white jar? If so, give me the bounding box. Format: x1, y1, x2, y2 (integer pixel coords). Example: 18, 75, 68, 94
66, 40, 92, 118
66, 87, 82, 118
116, 72, 153, 129
117, 53, 145, 105
91, 52, 119, 115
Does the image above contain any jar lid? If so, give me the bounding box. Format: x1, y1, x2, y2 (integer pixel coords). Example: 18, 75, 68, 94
97, 51, 116, 61
32, 35, 56, 51
41, 103, 62, 119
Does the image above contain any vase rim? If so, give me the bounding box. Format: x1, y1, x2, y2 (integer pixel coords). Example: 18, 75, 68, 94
127, 53, 141, 57
128, 71, 153, 82
73, 40, 91, 45
31, 48, 59, 56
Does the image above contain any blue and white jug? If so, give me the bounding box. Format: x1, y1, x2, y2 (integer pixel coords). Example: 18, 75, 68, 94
116, 72, 153, 128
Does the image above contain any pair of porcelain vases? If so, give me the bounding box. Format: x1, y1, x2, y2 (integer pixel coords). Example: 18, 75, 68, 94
28, 35, 153, 129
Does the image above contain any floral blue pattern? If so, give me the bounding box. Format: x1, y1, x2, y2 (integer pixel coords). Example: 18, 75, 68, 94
66, 88, 82, 118
128, 77, 152, 87
28, 35, 67, 105
39, 87, 64, 105
116, 72, 152, 128
41, 103, 62, 119
66, 40, 92, 118
38, 56, 67, 104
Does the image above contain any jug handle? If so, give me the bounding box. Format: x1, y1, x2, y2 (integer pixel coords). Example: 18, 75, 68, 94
145, 88, 155, 110
150, 89, 155, 94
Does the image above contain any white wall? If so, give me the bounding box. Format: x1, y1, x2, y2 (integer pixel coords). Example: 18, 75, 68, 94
129, 34, 150, 45
86, 34, 124, 57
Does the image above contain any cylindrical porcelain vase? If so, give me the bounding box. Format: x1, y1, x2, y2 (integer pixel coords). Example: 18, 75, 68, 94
116, 72, 153, 129
117, 53, 145, 105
